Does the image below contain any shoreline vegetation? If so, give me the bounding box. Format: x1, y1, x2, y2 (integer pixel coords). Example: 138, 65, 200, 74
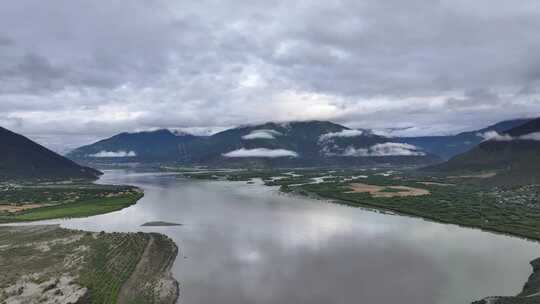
0, 184, 143, 223
0, 225, 179, 303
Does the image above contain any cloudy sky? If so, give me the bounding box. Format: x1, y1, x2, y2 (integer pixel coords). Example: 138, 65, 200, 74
1, 0, 540, 152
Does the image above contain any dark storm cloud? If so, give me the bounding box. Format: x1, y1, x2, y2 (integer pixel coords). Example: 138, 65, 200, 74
1, 0, 540, 150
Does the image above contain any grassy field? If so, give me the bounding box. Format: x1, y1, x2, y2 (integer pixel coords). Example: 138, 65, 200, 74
0, 184, 143, 223
0, 225, 178, 303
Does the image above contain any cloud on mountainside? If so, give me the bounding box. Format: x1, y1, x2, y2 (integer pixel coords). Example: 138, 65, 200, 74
476, 131, 514, 141
319, 129, 364, 141
326, 143, 425, 157
477, 131, 540, 142
222, 148, 298, 158
520, 132, 540, 141
89, 150, 137, 157
242, 129, 283, 140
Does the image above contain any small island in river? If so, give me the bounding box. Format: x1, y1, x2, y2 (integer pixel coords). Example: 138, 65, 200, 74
141, 221, 183, 227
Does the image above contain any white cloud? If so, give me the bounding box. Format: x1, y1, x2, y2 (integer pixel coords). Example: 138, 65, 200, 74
330, 142, 425, 157
369, 143, 425, 156
89, 150, 137, 157
341, 147, 369, 157
477, 130, 540, 142
319, 129, 364, 141
222, 148, 298, 158
520, 132, 540, 141
476, 131, 514, 141
242, 129, 282, 140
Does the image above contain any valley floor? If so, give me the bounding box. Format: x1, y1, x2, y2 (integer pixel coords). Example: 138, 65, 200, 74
4, 167, 540, 303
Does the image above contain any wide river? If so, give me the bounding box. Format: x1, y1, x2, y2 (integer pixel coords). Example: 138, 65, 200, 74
35, 170, 540, 303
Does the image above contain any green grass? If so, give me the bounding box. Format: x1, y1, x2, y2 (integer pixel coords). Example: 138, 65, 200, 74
0, 186, 143, 223
379, 187, 405, 193
77, 232, 148, 304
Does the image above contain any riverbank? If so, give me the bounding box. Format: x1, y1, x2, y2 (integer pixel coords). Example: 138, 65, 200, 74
0, 184, 143, 223
172, 167, 540, 242
0, 225, 179, 303
472, 258, 540, 303
290, 181, 540, 242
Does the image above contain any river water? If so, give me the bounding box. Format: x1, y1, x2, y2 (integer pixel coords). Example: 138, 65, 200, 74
36, 171, 540, 303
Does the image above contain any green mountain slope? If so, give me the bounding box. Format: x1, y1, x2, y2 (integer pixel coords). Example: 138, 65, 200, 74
67, 129, 198, 163
423, 117, 540, 185
0, 127, 101, 181
400, 118, 531, 159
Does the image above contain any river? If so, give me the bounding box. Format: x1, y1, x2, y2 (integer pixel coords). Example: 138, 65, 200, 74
34, 170, 540, 303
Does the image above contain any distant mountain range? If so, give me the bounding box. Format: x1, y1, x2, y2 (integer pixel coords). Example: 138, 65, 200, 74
68, 121, 439, 167
3, 117, 535, 180
66, 119, 532, 168
425, 117, 540, 185
0, 127, 101, 181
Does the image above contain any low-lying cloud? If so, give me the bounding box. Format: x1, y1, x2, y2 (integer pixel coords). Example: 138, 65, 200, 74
520, 132, 540, 141
242, 129, 283, 140
476, 131, 513, 141
319, 129, 364, 141
89, 150, 137, 157
477, 131, 540, 142
222, 148, 298, 158
330, 143, 425, 157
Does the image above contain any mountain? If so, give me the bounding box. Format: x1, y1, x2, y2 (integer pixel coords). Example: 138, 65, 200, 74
423, 117, 540, 185
67, 129, 199, 163
68, 121, 439, 167
0, 127, 101, 181
399, 118, 531, 159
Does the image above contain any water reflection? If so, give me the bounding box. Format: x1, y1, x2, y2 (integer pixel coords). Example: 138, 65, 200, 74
50, 171, 540, 303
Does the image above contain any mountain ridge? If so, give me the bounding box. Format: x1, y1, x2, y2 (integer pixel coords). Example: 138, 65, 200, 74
423, 117, 540, 185
399, 118, 532, 159
67, 118, 532, 166
0, 127, 101, 181
67, 120, 440, 167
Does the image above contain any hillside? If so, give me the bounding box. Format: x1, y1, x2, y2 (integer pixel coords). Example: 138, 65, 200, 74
423, 117, 540, 185
0, 127, 101, 181
67, 129, 198, 163
68, 121, 439, 167
400, 118, 531, 159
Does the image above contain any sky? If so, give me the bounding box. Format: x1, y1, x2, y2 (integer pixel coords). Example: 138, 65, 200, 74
1, 0, 540, 153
